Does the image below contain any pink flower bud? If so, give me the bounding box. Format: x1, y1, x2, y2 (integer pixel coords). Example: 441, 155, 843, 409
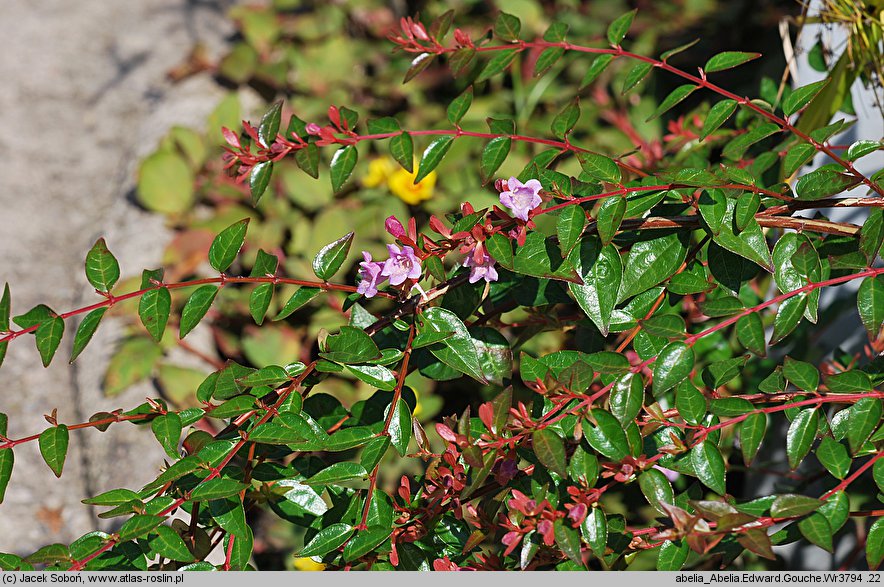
305, 123, 322, 135
385, 215, 406, 239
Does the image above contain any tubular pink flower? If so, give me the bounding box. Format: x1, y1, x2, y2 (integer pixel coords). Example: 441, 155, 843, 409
381, 244, 422, 286
463, 249, 498, 283
498, 177, 542, 221
356, 252, 386, 298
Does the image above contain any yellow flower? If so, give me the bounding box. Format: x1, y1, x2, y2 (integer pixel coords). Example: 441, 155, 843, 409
293, 557, 326, 571
387, 162, 436, 205
362, 158, 396, 188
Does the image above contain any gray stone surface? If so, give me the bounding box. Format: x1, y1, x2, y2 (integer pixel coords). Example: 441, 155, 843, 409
0, 0, 239, 554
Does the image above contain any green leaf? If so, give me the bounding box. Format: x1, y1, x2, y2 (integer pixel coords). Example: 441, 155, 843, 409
35, 316, 64, 367
580, 55, 614, 89
300, 523, 354, 557
648, 85, 697, 121
796, 166, 858, 200
513, 232, 581, 283
691, 440, 726, 495
276, 479, 328, 517
151, 413, 182, 460
816, 436, 850, 479
784, 143, 816, 176
415, 136, 455, 183
534, 46, 566, 77
554, 519, 583, 567
294, 145, 319, 179
783, 80, 829, 117
208, 218, 249, 273
736, 312, 766, 357
0, 283, 9, 369
390, 132, 414, 173
81, 488, 142, 506
584, 410, 629, 461
250, 159, 273, 202
583, 507, 607, 558
704, 51, 760, 73
189, 478, 249, 501
494, 12, 521, 41
652, 342, 694, 396
701, 100, 738, 141
313, 232, 354, 281
139, 287, 171, 344
421, 307, 486, 383
847, 398, 881, 454
619, 232, 687, 302
258, 100, 282, 147
447, 88, 473, 126
577, 152, 621, 184
740, 412, 766, 465
868, 518, 884, 569
824, 370, 872, 393
39, 425, 69, 478
607, 10, 636, 45
770, 295, 807, 345
622, 62, 653, 94
798, 513, 833, 552
343, 526, 390, 562
274, 287, 321, 321
476, 49, 519, 83
570, 242, 622, 336
609, 373, 644, 426
639, 468, 674, 514
85, 238, 121, 292
0, 446, 12, 504
345, 364, 396, 391
149, 525, 194, 562
783, 356, 819, 392
321, 325, 381, 363
786, 408, 818, 469
179, 285, 218, 339
556, 205, 585, 258
735, 192, 760, 232
596, 196, 626, 246
480, 137, 512, 182
329, 145, 358, 192
404, 52, 435, 83
137, 151, 194, 214
858, 276, 884, 337
846, 139, 882, 161
249, 283, 273, 325
770, 494, 823, 518
657, 539, 690, 570
118, 515, 164, 542
387, 398, 412, 457
550, 99, 580, 139
305, 462, 369, 486
676, 381, 707, 425
861, 209, 884, 262
70, 308, 107, 363
532, 429, 567, 476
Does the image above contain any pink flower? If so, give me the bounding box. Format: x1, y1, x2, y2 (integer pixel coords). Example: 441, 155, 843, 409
381, 244, 422, 286
356, 252, 386, 298
463, 249, 498, 283
654, 465, 680, 483
499, 177, 542, 221
385, 215, 406, 239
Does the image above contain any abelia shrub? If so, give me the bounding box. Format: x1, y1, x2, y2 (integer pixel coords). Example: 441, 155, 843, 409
1, 8, 884, 573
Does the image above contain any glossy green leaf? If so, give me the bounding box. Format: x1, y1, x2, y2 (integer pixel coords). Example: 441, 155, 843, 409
274, 287, 320, 321
847, 398, 881, 454
208, 219, 249, 273
622, 62, 653, 94
796, 166, 858, 200
387, 398, 412, 456
35, 316, 64, 367
648, 84, 697, 121
321, 325, 381, 363
179, 285, 218, 339
300, 523, 354, 558
513, 232, 581, 283
676, 381, 706, 425
189, 478, 249, 501
494, 12, 521, 41
609, 373, 643, 426
70, 308, 107, 363
476, 49, 519, 83
415, 136, 455, 183
607, 10, 636, 45
783, 357, 819, 392
858, 275, 884, 337
313, 232, 354, 281
294, 145, 319, 179
118, 515, 164, 543
740, 412, 766, 465
704, 51, 760, 73
657, 539, 690, 570
39, 425, 69, 478
816, 436, 850, 479
138, 287, 170, 343
249, 283, 273, 325
329, 145, 358, 192
736, 312, 766, 357
783, 80, 829, 117
619, 232, 687, 302
148, 525, 194, 562
258, 101, 282, 147
577, 152, 621, 184
250, 160, 273, 205
824, 370, 872, 393
551, 99, 580, 139
798, 513, 833, 552
868, 518, 884, 569
346, 363, 396, 391
390, 132, 414, 173
480, 137, 511, 182
786, 408, 818, 469
85, 238, 120, 292
652, 341, 694, 396
305, 462, 368, 486
770, 295, 807, 345
691, 440, 726, 494
447, 88, 473, 126
583, 507, 606, 557
784, 143, 816, 176
570, 242, 622, 336
532, 428, 567, 476
639, 468, 674, 514
343, 526, 390, 562
701, 99, 738, 141
421, 307, 485, 383
151, 413, 182, 460
846, 140, 882, 161
580, 54, 614, 89
584, 410, 629, 462
596, 196, 626, 246
556, 206, 585, 258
